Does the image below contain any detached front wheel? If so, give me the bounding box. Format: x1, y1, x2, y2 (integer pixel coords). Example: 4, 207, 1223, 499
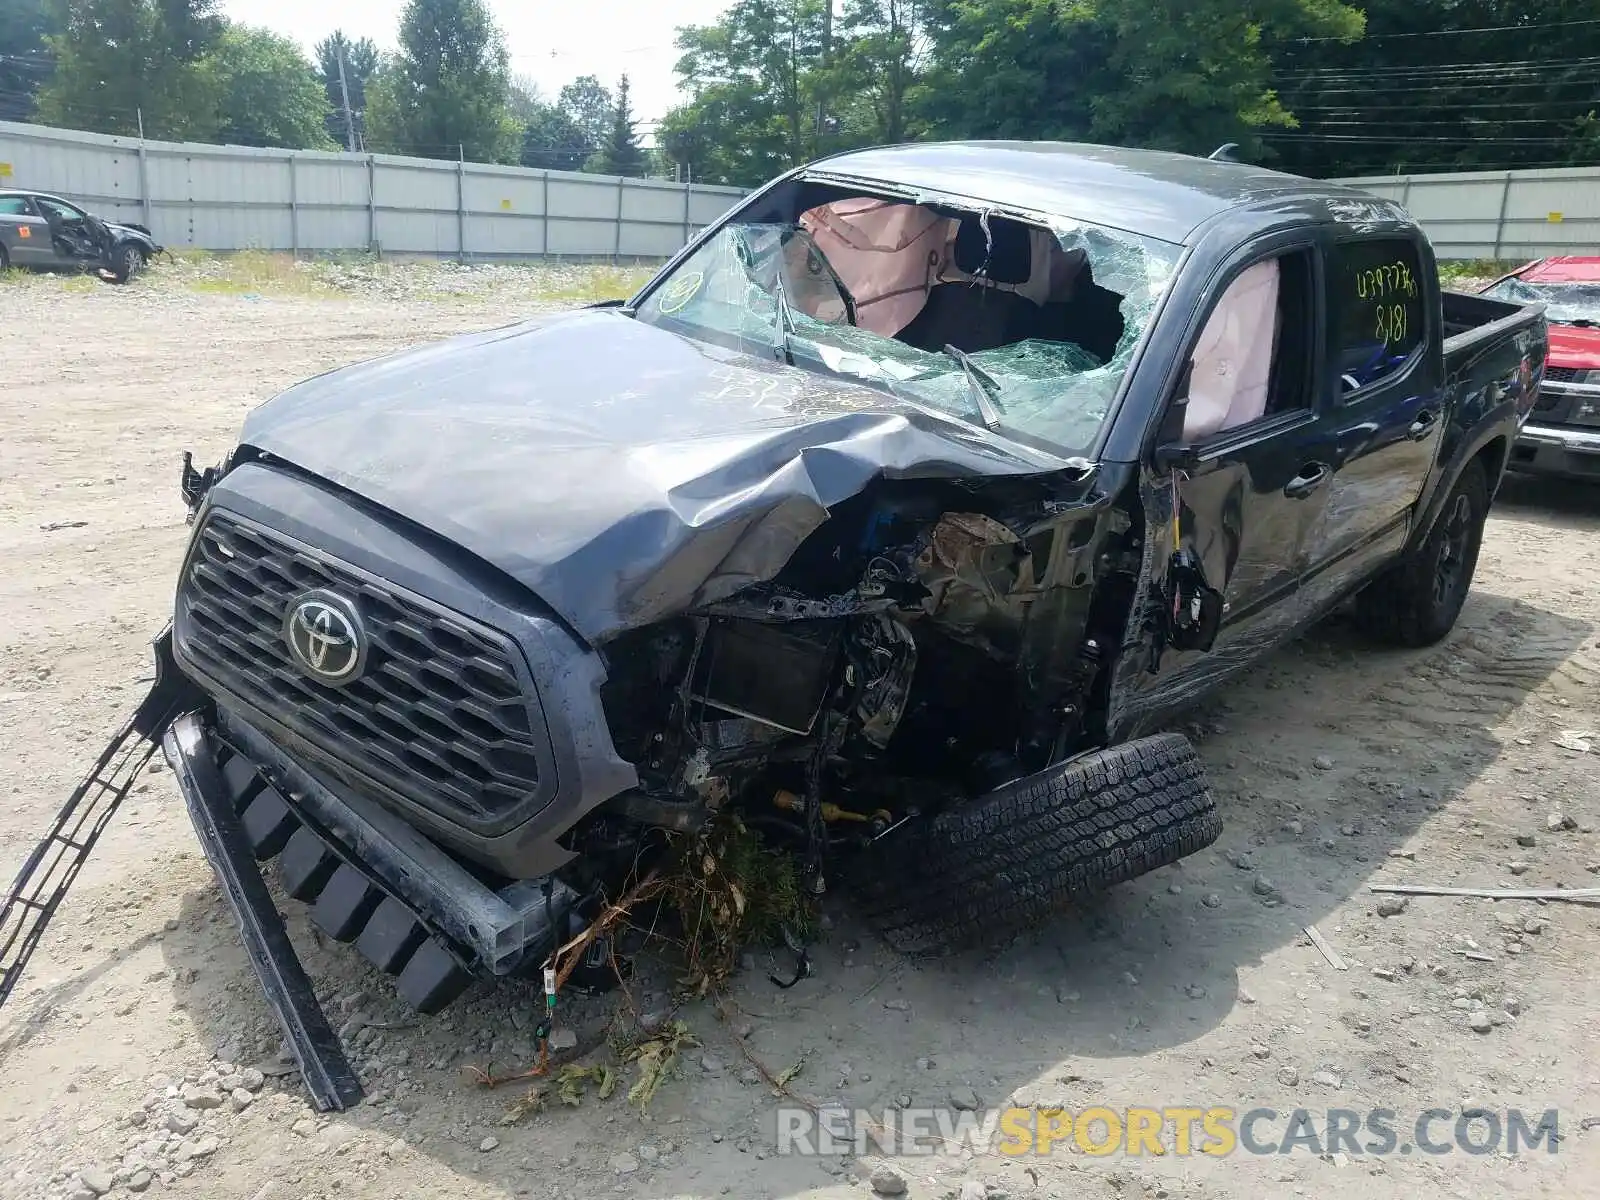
856, 733, 1222, 954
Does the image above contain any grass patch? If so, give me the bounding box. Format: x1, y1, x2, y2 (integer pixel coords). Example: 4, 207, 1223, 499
0, 266, 97, 291
179, 249, 334, 297
528, 263, 655, 305
162, 250, 656, 305
1438, 259, 1521, 289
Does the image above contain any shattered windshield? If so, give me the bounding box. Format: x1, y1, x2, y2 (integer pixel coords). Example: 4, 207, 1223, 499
1483, 277, 1600, 326
634, 203, 1181, 455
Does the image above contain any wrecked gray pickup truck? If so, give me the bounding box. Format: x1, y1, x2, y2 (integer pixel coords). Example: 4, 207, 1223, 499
2, 142, 1547, 1110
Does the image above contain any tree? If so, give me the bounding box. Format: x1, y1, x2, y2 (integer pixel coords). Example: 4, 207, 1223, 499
508, 74, 543, 122
1083, 0, 1364, 157
659, 0, 831, 186
364, 0, 519, 163
556, 74, 614, 154
35, 0, 223, 139
209, 26, 333, 149
912, 0, 1100, 143
914, 0, 1363, 162
313, 30, 379, 148
828, 0, 931, 146
0, 0, 57, 121
520, 102, 591, 171
591, 74, 647, 175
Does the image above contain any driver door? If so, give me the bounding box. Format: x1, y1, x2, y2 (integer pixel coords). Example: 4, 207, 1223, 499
1117, 241, 1327, 725
32, 196, 92, 264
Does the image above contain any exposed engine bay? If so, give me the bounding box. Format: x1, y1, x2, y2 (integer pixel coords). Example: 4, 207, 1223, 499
574, 475, 1146, 901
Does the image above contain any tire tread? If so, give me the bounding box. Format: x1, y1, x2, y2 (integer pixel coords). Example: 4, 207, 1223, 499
854, 733, 1222, 955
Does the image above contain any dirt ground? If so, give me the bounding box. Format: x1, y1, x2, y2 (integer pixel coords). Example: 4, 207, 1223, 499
2, 266, 1599, 1200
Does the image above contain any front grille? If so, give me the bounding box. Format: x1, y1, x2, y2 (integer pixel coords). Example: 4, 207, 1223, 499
1544, 366, 1585, 384
176, 510, 548, 834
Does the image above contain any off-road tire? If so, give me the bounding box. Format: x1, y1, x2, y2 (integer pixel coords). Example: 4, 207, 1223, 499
855, 733, 1222, 955
108, 242, 145, 284
1352, 459, 1488, 648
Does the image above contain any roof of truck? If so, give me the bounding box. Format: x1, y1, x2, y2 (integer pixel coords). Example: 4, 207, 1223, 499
807, 141, 1403, 246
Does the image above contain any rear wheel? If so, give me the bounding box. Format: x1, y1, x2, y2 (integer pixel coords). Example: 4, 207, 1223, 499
0, 244, 9, 271
855, 733, 1222, 954
1353, 460, 1488, 647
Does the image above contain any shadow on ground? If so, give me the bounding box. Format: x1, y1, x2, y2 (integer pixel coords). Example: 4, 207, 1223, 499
1493, 473, 1600, 526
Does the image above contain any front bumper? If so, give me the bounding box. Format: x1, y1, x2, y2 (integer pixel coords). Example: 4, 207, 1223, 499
1509, 421, 1600, 481
159, 682, 581, 1107
163, 712, 364, 1112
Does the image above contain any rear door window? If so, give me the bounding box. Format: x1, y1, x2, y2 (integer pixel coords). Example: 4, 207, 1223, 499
1327, 238, 1426, 395
0, 196, 34, 216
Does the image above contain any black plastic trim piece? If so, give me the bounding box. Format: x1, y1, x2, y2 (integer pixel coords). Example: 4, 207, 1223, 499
163, 713, 363, 1112
219, 709, 578, 975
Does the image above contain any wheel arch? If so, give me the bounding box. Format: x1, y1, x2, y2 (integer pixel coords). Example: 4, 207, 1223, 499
1407, 424, 1506, 555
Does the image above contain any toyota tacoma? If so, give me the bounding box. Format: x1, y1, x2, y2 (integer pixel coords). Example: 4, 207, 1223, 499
1, 142, 1547, 1109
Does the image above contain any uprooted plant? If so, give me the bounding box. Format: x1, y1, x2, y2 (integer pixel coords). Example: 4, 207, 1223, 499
656, 812, 817, 995
475, 813, 816, 1116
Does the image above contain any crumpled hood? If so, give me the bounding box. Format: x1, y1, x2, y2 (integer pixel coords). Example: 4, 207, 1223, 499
240, 309, 1070, 643
101, 218, 157, 246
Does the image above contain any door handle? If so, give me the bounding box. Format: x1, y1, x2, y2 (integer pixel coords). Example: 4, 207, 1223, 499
1407, 409, 1439, 441
1283, 462, 1330, 499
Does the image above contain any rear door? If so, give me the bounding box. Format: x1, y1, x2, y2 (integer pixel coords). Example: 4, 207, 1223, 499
0, 194, 54, 266
1297, 233, 1443, 619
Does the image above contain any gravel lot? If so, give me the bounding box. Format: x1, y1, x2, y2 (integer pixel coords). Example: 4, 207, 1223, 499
2, 264, 1599, 1200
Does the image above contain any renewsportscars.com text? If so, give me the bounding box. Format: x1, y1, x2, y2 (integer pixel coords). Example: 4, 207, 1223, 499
776, 1105, 1562, 1158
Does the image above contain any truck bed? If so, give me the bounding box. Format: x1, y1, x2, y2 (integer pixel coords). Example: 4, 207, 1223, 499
1441, 290, 1544, 358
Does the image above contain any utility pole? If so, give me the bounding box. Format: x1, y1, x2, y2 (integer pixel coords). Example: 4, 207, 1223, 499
336, 42, 357, 153
814, 0, 833, 154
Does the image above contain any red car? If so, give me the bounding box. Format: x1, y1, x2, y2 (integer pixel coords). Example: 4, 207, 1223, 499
1482, 256, 1600, 481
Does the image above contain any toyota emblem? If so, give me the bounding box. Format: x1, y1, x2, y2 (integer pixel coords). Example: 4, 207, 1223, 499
283, 590, 367, 685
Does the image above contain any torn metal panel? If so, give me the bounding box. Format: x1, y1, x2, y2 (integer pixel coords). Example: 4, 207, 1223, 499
1105, 465, 1292, 740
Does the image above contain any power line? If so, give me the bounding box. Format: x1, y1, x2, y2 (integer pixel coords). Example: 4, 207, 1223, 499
1279, 53, 1600, 77
1291, 15, 1600, 43
1274, 75, 1600, 98
1262, 131, 1588, 146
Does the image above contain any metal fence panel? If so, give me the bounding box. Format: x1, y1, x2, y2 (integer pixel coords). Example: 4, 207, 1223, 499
0, 119, 745, 260
1337, 166, 1600, 259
